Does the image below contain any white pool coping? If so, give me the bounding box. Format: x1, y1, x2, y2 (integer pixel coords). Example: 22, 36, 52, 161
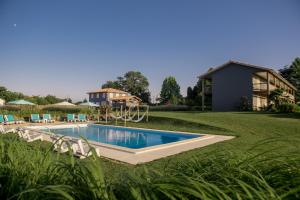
25, 123, 234, 164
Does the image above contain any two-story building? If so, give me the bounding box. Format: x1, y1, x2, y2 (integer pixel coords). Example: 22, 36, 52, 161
87, 88, 141, 107
199, 61, 296, 111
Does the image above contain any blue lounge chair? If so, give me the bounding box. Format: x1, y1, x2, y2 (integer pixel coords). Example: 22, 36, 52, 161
0, 115, 5, 125
42, 114, 55, 123
5, 115, 24, 124
31, 114, 42, 123
78, 114, 87, 122
67, 114, 77, 122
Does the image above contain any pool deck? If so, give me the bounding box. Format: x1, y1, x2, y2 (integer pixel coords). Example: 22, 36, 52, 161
3, 122, 234, 165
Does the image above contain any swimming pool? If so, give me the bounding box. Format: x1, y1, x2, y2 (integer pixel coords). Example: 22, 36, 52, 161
47, 124, 201, 149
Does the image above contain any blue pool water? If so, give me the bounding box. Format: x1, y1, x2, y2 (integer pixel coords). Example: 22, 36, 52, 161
48, 125, 201, 149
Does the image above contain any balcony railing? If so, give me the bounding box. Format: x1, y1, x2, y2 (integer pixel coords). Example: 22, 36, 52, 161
253, 83, 267, 91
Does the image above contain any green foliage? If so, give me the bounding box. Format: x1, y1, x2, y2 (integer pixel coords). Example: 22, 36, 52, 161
0, 86, 24, 102
0, 131, 299, 199
102, 80, 123, 90
0, 86, 64, 105
0, 105, 21, 111
268, 89, 299, 113
150, 105, 190, 111
42, 106, 81, 113
279, 57, 300, 101
185, 79, 210, 107
269, 88, 284, 107
239, 96, 252, 111
159, 76, 182, 104
102, 71, 151, 103
99, 105, 111, 115
277, 103, 299, 113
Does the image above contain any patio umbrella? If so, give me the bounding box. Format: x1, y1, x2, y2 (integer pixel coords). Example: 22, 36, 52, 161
79, 102, 99, 107
7, 99, 36, 105
52, 101, 75, 106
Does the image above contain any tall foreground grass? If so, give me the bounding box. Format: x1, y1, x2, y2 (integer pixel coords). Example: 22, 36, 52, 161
0, 134, 299, 200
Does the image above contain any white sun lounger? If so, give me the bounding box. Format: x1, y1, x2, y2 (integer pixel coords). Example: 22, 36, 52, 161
0, 125, 16, 134
18, 129, 43, 142
71, 139, 100, 159
51, 136, 70, 153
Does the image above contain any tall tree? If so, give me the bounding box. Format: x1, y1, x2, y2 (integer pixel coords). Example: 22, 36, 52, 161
101, 71, 151, 103
187, 87, 194, 99
101, 79, 123, 90
279, 57, 300, 102
160, 76, 182, 104
122, 71, 150, 103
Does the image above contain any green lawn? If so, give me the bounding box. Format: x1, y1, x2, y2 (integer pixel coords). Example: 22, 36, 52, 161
1, 111, 300, 199
103, 111, 300, 170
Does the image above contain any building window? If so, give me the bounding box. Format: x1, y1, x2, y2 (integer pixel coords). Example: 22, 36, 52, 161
102, 93, 106, 98
91, 93, 94, 98
96, 93, 99, 98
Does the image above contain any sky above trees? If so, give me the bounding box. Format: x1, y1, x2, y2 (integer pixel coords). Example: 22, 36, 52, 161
0, 0, 299, 101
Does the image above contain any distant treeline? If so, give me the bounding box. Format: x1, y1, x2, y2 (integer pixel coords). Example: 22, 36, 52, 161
0, 86, 65, 105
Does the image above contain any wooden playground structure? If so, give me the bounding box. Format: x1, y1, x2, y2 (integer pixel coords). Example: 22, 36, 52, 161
99, 105, 149, 126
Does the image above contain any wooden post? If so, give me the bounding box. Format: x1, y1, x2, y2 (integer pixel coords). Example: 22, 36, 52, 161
267, 72, 270, 106
120, 105, 123, 118
115, 108, 118, 125
105, 108, 108, 124
201, 79, 205, 111
128, 106, 131, 119
146, 106, 149, 122
124, 107, 127, 126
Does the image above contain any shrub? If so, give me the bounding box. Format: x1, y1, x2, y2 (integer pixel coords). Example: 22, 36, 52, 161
277, 103, 298, 113
0, 105, 21, 111
42, 106, 81, 113
239, 96, 252, 111
149, 105, 190, 111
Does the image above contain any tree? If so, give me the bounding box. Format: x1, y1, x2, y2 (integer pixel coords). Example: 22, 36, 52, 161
101, 80, 122, 90
186, 87, 195, 106
279, 57, 300, 102
269, 88, 284, 107
101, 71, 151, 103
160, 76, 182, 104
45, 95, 63, 104
187, 87, 194, 100
0, 86, 24, 102
122, 71, 151, 103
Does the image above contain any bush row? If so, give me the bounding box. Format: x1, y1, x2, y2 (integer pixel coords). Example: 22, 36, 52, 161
277, 103, 300, 113
149, 105, 203, 111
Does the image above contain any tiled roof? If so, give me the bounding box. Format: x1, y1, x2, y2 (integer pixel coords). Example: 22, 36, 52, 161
87, 88, 128, 94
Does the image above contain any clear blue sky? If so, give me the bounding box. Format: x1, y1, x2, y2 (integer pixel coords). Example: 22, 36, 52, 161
0, 0, 299, 101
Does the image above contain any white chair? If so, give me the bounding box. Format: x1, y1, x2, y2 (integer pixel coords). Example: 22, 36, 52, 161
71, 139, 100, 159
0, 125, 16, 134
18, 129, 43, 142
51, 136, 70, 153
